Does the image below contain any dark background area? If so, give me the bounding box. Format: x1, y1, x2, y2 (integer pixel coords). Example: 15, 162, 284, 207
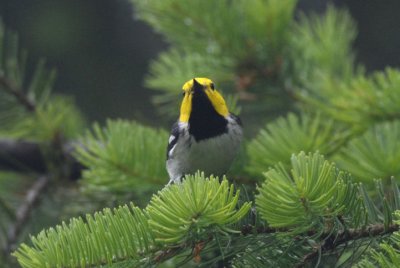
0, 0, 399, 125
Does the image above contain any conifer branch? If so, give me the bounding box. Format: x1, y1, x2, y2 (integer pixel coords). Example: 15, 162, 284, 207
296, 223, 399, 267
153, 223, 399, 266
0, 139, 83, 179
0, 74, 36, 112
240, 224, 288, 235
5, 175, 49, 254
242, 224, 399, 238
153, 237, 213, 264
153, 246, 183, 263
0, 139, 46, 173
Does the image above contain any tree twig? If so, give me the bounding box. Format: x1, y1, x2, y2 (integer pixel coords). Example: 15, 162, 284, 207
153, 246, 183, 263
240, 223, 399, 267
296, 223, 399, 267
0, 139, 83, 180
0, 74, 36, 112
153, 236, 214, 264
241, 224, 400, 267
0, 139, 46, 173
241, 224, 288, 235
151, 224, 398, 266
5, 175, 49, 254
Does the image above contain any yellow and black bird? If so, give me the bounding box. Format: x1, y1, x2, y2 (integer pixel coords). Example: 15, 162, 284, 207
166, 78, 243, 184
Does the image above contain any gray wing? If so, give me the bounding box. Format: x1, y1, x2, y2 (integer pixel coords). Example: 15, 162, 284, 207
166, 122, 180, 160
230, 113, 242, 126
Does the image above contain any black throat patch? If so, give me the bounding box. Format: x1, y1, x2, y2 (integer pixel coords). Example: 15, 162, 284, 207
189, 90, 228, 141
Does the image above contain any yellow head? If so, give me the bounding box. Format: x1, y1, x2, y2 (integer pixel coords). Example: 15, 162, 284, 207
179, 78, 229, 123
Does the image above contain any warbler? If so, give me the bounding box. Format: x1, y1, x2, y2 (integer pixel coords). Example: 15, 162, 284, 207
166, 78, 243, 184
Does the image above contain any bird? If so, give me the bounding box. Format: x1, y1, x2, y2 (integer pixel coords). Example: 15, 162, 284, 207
166, 78, 243, 184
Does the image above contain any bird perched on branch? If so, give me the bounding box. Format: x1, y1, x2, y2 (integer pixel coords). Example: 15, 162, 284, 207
166, 78, 243, 184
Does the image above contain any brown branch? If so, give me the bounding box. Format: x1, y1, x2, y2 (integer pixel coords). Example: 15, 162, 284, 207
153, 246, 183, 263
151, 224, 399, 265
153, 236, 214, 264
0, 139, 47, 173
240, 223, 399, 267
4, 175, 49, 254
296, 223, 399, 267
0, 74, 36, 112
241, 224, 288, 235
0, 139, 83, 180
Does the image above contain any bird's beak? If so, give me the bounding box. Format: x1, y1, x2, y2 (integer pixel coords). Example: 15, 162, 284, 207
192, 78, 203, 93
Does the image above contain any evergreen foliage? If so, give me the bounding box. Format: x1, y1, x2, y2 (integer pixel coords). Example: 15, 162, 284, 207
132, 0, 298, 121
146, 173, 251, 244
247, 113, 349, 176
75, 120, 168, 194
13, 175, 251, 267
0, 22, 84, 140
0, 19, 85, 266
256, 152, 361, 232
299, 68, 400, 126
145, 49, 235, 117
13, 150, 400, 267
355, 211, 400, 268
335, 121, 400, 182
288, 6, 357, 89
0, 172, 24, 261
13, 204, 155, 268
14, 96, 85, 140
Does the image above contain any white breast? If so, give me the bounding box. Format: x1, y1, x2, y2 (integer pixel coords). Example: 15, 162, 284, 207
167, 118, 242, 183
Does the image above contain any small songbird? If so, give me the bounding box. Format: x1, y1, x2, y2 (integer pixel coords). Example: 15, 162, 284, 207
166, 78, 243, 184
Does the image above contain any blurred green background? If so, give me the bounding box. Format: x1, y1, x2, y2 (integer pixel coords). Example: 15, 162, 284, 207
0, 0, 399, 126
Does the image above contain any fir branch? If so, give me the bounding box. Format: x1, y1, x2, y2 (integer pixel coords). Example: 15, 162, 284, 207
5, 175, 49, 254
152, 223, 399, 266
0, 139, 46, 172
239, 223, 399, 267
153, 237, 213, 264
0, 74, 36, 112
256, 152, 358, 233
240, 224, 288, 235
240, 224, 399, 238
296, 223, 399, 267
153, 246, 183, 264
335, 120, 400, 182
13, 203, 156, 268
0, 139, 83, 179
247, 113, 351, 177
146, 173, 251, 244
75, 120, 168, 193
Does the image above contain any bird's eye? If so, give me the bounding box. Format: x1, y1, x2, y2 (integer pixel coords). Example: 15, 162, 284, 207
210, 83, 215, 90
